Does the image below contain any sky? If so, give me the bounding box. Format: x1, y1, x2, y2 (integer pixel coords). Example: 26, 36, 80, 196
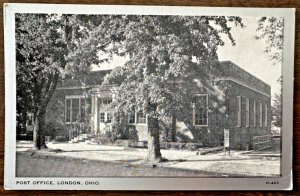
93, 16, 282, 99
217, 17, 282, 98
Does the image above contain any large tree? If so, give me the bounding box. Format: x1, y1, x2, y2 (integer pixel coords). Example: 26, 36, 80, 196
16, 14, 104, 149
98, 15, 243, 162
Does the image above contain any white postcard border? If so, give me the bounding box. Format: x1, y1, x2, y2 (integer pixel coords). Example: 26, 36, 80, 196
4, 3, 295, 190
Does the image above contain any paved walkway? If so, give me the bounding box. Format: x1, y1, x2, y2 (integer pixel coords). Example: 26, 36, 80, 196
16, 141, 281, 177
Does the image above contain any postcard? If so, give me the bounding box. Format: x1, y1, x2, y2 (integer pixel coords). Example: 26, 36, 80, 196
4, 3, 295, 190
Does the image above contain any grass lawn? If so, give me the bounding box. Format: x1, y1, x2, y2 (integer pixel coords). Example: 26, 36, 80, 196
16, 152, 215, 177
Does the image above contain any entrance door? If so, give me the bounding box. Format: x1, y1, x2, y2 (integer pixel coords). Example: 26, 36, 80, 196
97, 97, 112, 134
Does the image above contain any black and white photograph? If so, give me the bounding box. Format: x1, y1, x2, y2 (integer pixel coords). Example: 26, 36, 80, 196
4, 4, 294, 190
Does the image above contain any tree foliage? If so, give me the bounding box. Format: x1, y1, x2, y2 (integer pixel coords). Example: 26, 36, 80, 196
103, 15, 243, 116
16, 14, 105, 149
255, 17, 284, 65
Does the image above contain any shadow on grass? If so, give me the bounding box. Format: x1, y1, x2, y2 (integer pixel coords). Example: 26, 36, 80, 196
115, 159, 144, 162
55, 149, 127, 153
166, 157, 262, 162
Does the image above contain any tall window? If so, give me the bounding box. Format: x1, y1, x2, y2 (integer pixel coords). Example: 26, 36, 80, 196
265, 104, 268, 127
259, 102, 263, 127
100, 113, 105, 123
128, 112, 135, 124
65, 97, 86, 123
253, 101, 256, 127
246, 98, 249, 127
237, 96, 241, 127
193, 94, 208, 126
137, 111, 146, 124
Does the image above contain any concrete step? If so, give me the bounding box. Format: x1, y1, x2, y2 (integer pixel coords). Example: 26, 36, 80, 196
68, 139, 79, 143
90, 138, 101, 145
69, 133, 98, 144
77, 137, 87, 142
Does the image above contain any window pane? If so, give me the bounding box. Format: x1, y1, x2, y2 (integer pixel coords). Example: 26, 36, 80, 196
237, 96, 241, 127
265, 104, 268, 127
137, 112, 146, 124
81, 99, 85, 122
66, 99, 71, 122
195, 107, 207, 125
72, 99, 80, 122
128, 113, 135, 124
259, 103, 263, 127
194, 95, 208, 126
246, 99, 249, 127
253, 101, 256, 127
100, 113, 105, 123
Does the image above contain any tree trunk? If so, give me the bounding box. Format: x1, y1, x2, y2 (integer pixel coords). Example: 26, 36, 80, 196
170, 114, 177, 142
32, 72, 59, 150
147, 103, 162, 162
33, 110, 47, 150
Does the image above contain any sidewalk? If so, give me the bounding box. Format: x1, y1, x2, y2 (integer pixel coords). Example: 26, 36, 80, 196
16, 141, 281, 177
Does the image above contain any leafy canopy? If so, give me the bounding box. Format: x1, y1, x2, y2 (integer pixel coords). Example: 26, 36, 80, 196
16, 14, 109, 112
98, 15, 244, 121
255, 17, 284, 65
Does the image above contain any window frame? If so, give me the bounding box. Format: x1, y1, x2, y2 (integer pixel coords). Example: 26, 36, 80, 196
253, 101, 256, 127
99, 112, 105, 123
65, 99, 72, 123
192, 94, 208, 127
128, 111, 136, 125
72, 98, 80, 123
259, 102, 263, 127
65, 95, 86, 124
136, 111, 147, 125
265, 103, 268, 127
237, 96, 241, 127
245, 98, 250, 127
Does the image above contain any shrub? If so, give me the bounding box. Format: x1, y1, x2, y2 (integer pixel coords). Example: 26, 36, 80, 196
160, 142, 202, 151
176, 132, 192, 143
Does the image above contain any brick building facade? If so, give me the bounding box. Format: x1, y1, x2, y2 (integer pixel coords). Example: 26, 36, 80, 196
45, 61, 271, 150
